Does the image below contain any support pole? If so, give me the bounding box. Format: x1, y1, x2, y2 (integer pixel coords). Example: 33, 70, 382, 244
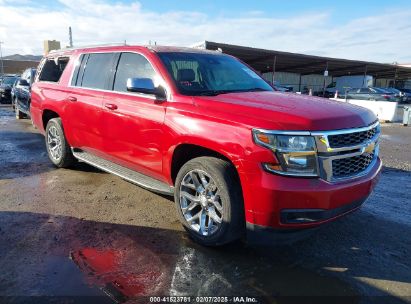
298, 74, 302, 92
271, 55, 277, 85
393, 68, 398, 87
363, 65, 368, 87
0, 41, 4, 76
322, 61, 329, 97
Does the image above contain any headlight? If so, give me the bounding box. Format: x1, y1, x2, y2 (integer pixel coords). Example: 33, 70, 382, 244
252, 130, 318, 177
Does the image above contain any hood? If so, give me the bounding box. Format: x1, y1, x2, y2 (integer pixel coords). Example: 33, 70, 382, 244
0, 84, 11, 91
194, 91, 377, 131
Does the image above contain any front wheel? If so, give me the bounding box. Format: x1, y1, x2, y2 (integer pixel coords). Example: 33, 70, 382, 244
15, 103, 24, 119
45, 118, 76, 168
174, 157, 245, 246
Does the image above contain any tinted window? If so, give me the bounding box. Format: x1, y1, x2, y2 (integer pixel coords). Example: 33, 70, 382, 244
359, 88, 369, 93
71, 54, 85, 86
113, 52, 156, 92
81, 53, 114, 89
39, 58, 68, 82
372, 87, 389, 93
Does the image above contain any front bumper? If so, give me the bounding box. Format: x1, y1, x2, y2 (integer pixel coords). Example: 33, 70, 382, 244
242, 156, 382, 238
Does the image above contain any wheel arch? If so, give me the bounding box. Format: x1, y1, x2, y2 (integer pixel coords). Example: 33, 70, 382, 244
169, 143, 242, 186
42, 109, 61, 130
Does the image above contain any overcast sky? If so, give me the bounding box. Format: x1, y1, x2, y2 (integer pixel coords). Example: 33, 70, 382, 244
1, 0, 411, 63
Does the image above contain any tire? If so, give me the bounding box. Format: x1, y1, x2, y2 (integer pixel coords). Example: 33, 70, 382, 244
174, 156, 245, 246
45, 117, 76, 168
15, 103, 24, 119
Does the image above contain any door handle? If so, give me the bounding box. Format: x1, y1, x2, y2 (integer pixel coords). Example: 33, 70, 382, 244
105, 103, 118, 110
67, 96, 77, 102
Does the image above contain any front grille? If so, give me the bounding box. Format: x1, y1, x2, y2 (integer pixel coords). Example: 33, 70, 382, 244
332, 153, 374, 178
328, 126, 378, 148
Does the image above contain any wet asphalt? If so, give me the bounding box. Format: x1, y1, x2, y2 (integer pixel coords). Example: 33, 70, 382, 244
0, 104, 410, 304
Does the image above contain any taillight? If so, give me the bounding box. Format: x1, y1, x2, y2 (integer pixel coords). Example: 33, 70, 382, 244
382, 94, 391, 100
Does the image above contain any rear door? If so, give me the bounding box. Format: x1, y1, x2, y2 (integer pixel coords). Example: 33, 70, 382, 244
100, 52, 167, 181
65, 52, 116, 154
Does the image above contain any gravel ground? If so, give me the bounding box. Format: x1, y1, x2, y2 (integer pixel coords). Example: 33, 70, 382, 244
0, 105, 410, 304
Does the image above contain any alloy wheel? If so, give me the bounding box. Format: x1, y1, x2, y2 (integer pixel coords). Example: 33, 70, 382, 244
47, 125, 63, 161
179, 169, 223, 236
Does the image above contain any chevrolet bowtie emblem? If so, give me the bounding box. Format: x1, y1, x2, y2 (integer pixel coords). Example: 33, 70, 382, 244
319, 136, 334, 152
364, 141, 375, 154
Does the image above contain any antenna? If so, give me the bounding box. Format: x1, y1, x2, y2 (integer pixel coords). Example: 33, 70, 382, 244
69, 26, 73, 48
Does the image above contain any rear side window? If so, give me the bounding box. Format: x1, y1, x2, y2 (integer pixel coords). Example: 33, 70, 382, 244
70, 54, 86, 86
113, 52, 156, 92
81, 53, 114, 90
38, 57, 69, 82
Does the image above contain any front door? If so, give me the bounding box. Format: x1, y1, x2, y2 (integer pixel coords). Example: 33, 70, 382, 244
101, 52, 167, 181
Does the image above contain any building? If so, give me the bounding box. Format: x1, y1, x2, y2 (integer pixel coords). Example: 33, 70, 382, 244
1, 59, 39, 75
44, 40, 61, 55
193, 41, 411, 91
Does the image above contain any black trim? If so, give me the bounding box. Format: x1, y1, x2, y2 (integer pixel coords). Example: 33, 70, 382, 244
280, 198, 366, 224
246, 197, 367, 246
246, 222, 319, 246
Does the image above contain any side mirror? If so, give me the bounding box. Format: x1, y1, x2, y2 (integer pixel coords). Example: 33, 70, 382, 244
126, 78, 166, 100
18, 79, 30, 87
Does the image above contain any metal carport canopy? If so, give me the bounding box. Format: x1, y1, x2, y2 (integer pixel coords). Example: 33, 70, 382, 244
201, 41, 411, 80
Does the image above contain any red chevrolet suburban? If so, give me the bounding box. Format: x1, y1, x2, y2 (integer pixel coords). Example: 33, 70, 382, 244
30, 45, 381, 246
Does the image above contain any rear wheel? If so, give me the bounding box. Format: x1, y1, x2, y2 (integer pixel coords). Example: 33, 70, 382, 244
174, 157, 245, 246
45, 118, 76, 168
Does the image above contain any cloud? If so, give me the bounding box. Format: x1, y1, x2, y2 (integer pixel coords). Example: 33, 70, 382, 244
0, 0, 410, 63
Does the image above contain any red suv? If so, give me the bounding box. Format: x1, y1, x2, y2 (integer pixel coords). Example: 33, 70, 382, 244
30, 45, 381, 246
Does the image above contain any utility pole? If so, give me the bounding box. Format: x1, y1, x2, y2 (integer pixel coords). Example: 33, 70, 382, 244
69, 26, 73, 48
0, 41, 4, 76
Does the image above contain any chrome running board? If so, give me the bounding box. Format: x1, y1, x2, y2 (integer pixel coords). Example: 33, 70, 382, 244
72, 149, 174, 195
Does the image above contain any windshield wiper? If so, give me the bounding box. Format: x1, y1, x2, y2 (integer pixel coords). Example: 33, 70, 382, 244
195, 88, 269, 96
238, 88, 270, 92
194, 90, 234, 96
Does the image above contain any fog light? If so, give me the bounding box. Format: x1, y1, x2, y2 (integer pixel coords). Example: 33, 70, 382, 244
287, 156, 308, 167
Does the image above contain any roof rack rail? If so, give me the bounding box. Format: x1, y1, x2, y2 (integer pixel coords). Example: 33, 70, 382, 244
49, 42, 128, 53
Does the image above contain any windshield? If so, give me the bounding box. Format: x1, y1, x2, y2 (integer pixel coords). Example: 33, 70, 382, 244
387, 88, 400, 93
158, 52, 273, 96
2, 77, 17, 85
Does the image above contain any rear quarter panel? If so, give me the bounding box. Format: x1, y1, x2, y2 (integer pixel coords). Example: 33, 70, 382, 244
31, 53, 78, 142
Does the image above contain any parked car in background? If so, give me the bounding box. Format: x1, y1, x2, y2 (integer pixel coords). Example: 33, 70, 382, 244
273, 81, 293, 92
30, 45, 381, 246
10, 77, 21, 109
325, 76, 373, 98
14, 68, 36, 119
0, 75, 19, 104
346, 87, 400, 102
380, 87, 407, 103
397, 88, 411, 103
